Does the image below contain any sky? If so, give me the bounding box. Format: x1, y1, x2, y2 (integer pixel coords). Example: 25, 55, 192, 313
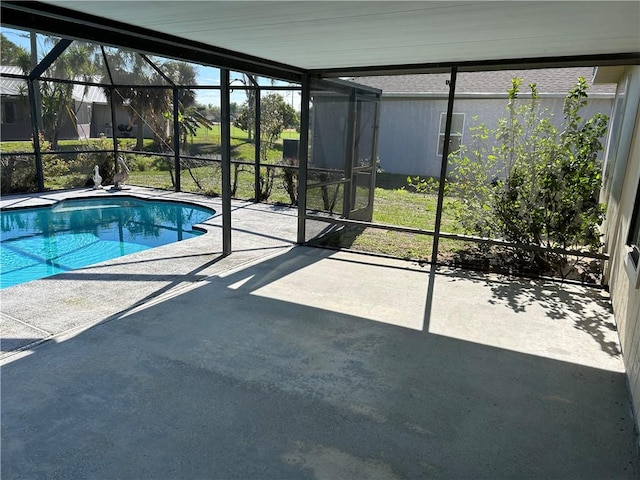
2, 27, 302, 110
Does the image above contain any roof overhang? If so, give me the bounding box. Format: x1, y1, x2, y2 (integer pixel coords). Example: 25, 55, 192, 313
2, 1, 639, 79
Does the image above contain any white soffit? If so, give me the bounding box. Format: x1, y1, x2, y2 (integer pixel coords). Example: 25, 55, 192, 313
40, 1, 640, 70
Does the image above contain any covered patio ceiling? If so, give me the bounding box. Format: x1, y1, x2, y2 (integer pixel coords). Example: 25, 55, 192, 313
2, 1, 639, 78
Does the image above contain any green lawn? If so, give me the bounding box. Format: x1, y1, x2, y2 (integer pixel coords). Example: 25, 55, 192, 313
2, 130, 464, 262
1, 126, 298, 159
1, 134, 601, 280
317, 185, 470, 261
126, 164, 468, 262
129, 163, 294, 205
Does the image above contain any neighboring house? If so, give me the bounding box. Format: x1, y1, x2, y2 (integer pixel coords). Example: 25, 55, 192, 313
0, 65, 153, 142
354, 67, 616, 177
1, 66, 32, 141
596, 65, 640, 432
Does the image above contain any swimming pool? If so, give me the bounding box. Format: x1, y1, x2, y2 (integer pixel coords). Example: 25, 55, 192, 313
0, 197, 215, 289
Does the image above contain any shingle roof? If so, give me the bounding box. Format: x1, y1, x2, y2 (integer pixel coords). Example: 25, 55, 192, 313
353, 67, 616, 96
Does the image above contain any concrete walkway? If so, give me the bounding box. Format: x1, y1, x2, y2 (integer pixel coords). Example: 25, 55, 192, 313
1, 187, 638, 479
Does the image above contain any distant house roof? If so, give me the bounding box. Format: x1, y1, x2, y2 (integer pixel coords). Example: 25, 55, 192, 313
0, 66, 27, 96
352, 67, 617, 97
0, 65, 108, 104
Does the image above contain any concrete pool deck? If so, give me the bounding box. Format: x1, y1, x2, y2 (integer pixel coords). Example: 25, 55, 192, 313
1, 186, 299, 352
1, 187, 638, 478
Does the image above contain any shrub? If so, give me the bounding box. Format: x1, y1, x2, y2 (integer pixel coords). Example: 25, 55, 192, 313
279, 156, 299, 206
410, 77, 608, 277
0, 155, 37, 193
43, 156, 71, 178
128, 155, 158, 172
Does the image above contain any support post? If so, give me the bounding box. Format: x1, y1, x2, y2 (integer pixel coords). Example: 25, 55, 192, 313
221, 69, 232, 256
109, 87, 119, 170
254, 90, 261, 202
27, 79, 44, 192
173, 87, 181, 192
29, 31, 42, 132
431, 67, 458, 265
297, 74, 311, 244
342, 89, 357, 218
25, 37, 71, 192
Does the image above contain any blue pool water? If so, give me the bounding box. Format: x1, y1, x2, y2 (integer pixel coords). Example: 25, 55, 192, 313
0, 197, 215, 289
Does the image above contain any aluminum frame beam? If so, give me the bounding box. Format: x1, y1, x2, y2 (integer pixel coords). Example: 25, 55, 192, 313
220, 69, 232, 256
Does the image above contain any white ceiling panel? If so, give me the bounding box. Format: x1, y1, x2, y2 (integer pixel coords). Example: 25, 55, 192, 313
34, 1, 640, 71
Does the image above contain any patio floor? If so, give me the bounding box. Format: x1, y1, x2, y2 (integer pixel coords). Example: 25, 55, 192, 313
1, 187, 638, 479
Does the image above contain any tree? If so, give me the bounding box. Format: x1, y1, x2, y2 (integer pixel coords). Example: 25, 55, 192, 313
8, 35, 100, 149
233, 92, 299, 144
229, 102, 240, 121
105, 52, 162, 149
0, 34, 30, 70
491, 78, 608, 265
259, 93, 299, 148
234, 93, 298, 147
233, 103, 253, 138
105, 53, 201, 150
231, 92, 300, 201
259, 93, 299, 201
232, 75, 258, 140
160, 61, 215, 189
410, 77, 608, 277
36, 40, 99, 149
198, 103, 220, 122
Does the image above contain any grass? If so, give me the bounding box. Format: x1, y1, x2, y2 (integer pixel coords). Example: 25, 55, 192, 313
123, 125, 299, 203
1, 134, 602, 281
2, 130, 465, 263
128, 170, 176, 191
1, 126, 298, 159
128, 163, 294, 205
39, 150, 469, 261
321, 184, 471, 261
301, 172, 471, 261
0, 138, 155, 153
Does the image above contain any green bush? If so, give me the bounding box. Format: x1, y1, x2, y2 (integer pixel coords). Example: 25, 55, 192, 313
491, 79, 607, 269
279, 156, 299, 206
0, 155, 37, 193
128, 155, 159, 172
43, 156, 71, 178
410, 77, 608, 277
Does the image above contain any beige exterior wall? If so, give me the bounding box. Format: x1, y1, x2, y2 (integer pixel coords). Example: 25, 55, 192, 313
601, 65, 640, 430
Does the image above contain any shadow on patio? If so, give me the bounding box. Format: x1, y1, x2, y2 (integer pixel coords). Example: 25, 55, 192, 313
1, 246, 637, 479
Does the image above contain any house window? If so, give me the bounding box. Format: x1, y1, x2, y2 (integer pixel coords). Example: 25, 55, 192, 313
625, 179, 640, 288
2, 101, 16, 124
437, 112, 464, 156
602, 76, 629, 195
628, 180, 640, 262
